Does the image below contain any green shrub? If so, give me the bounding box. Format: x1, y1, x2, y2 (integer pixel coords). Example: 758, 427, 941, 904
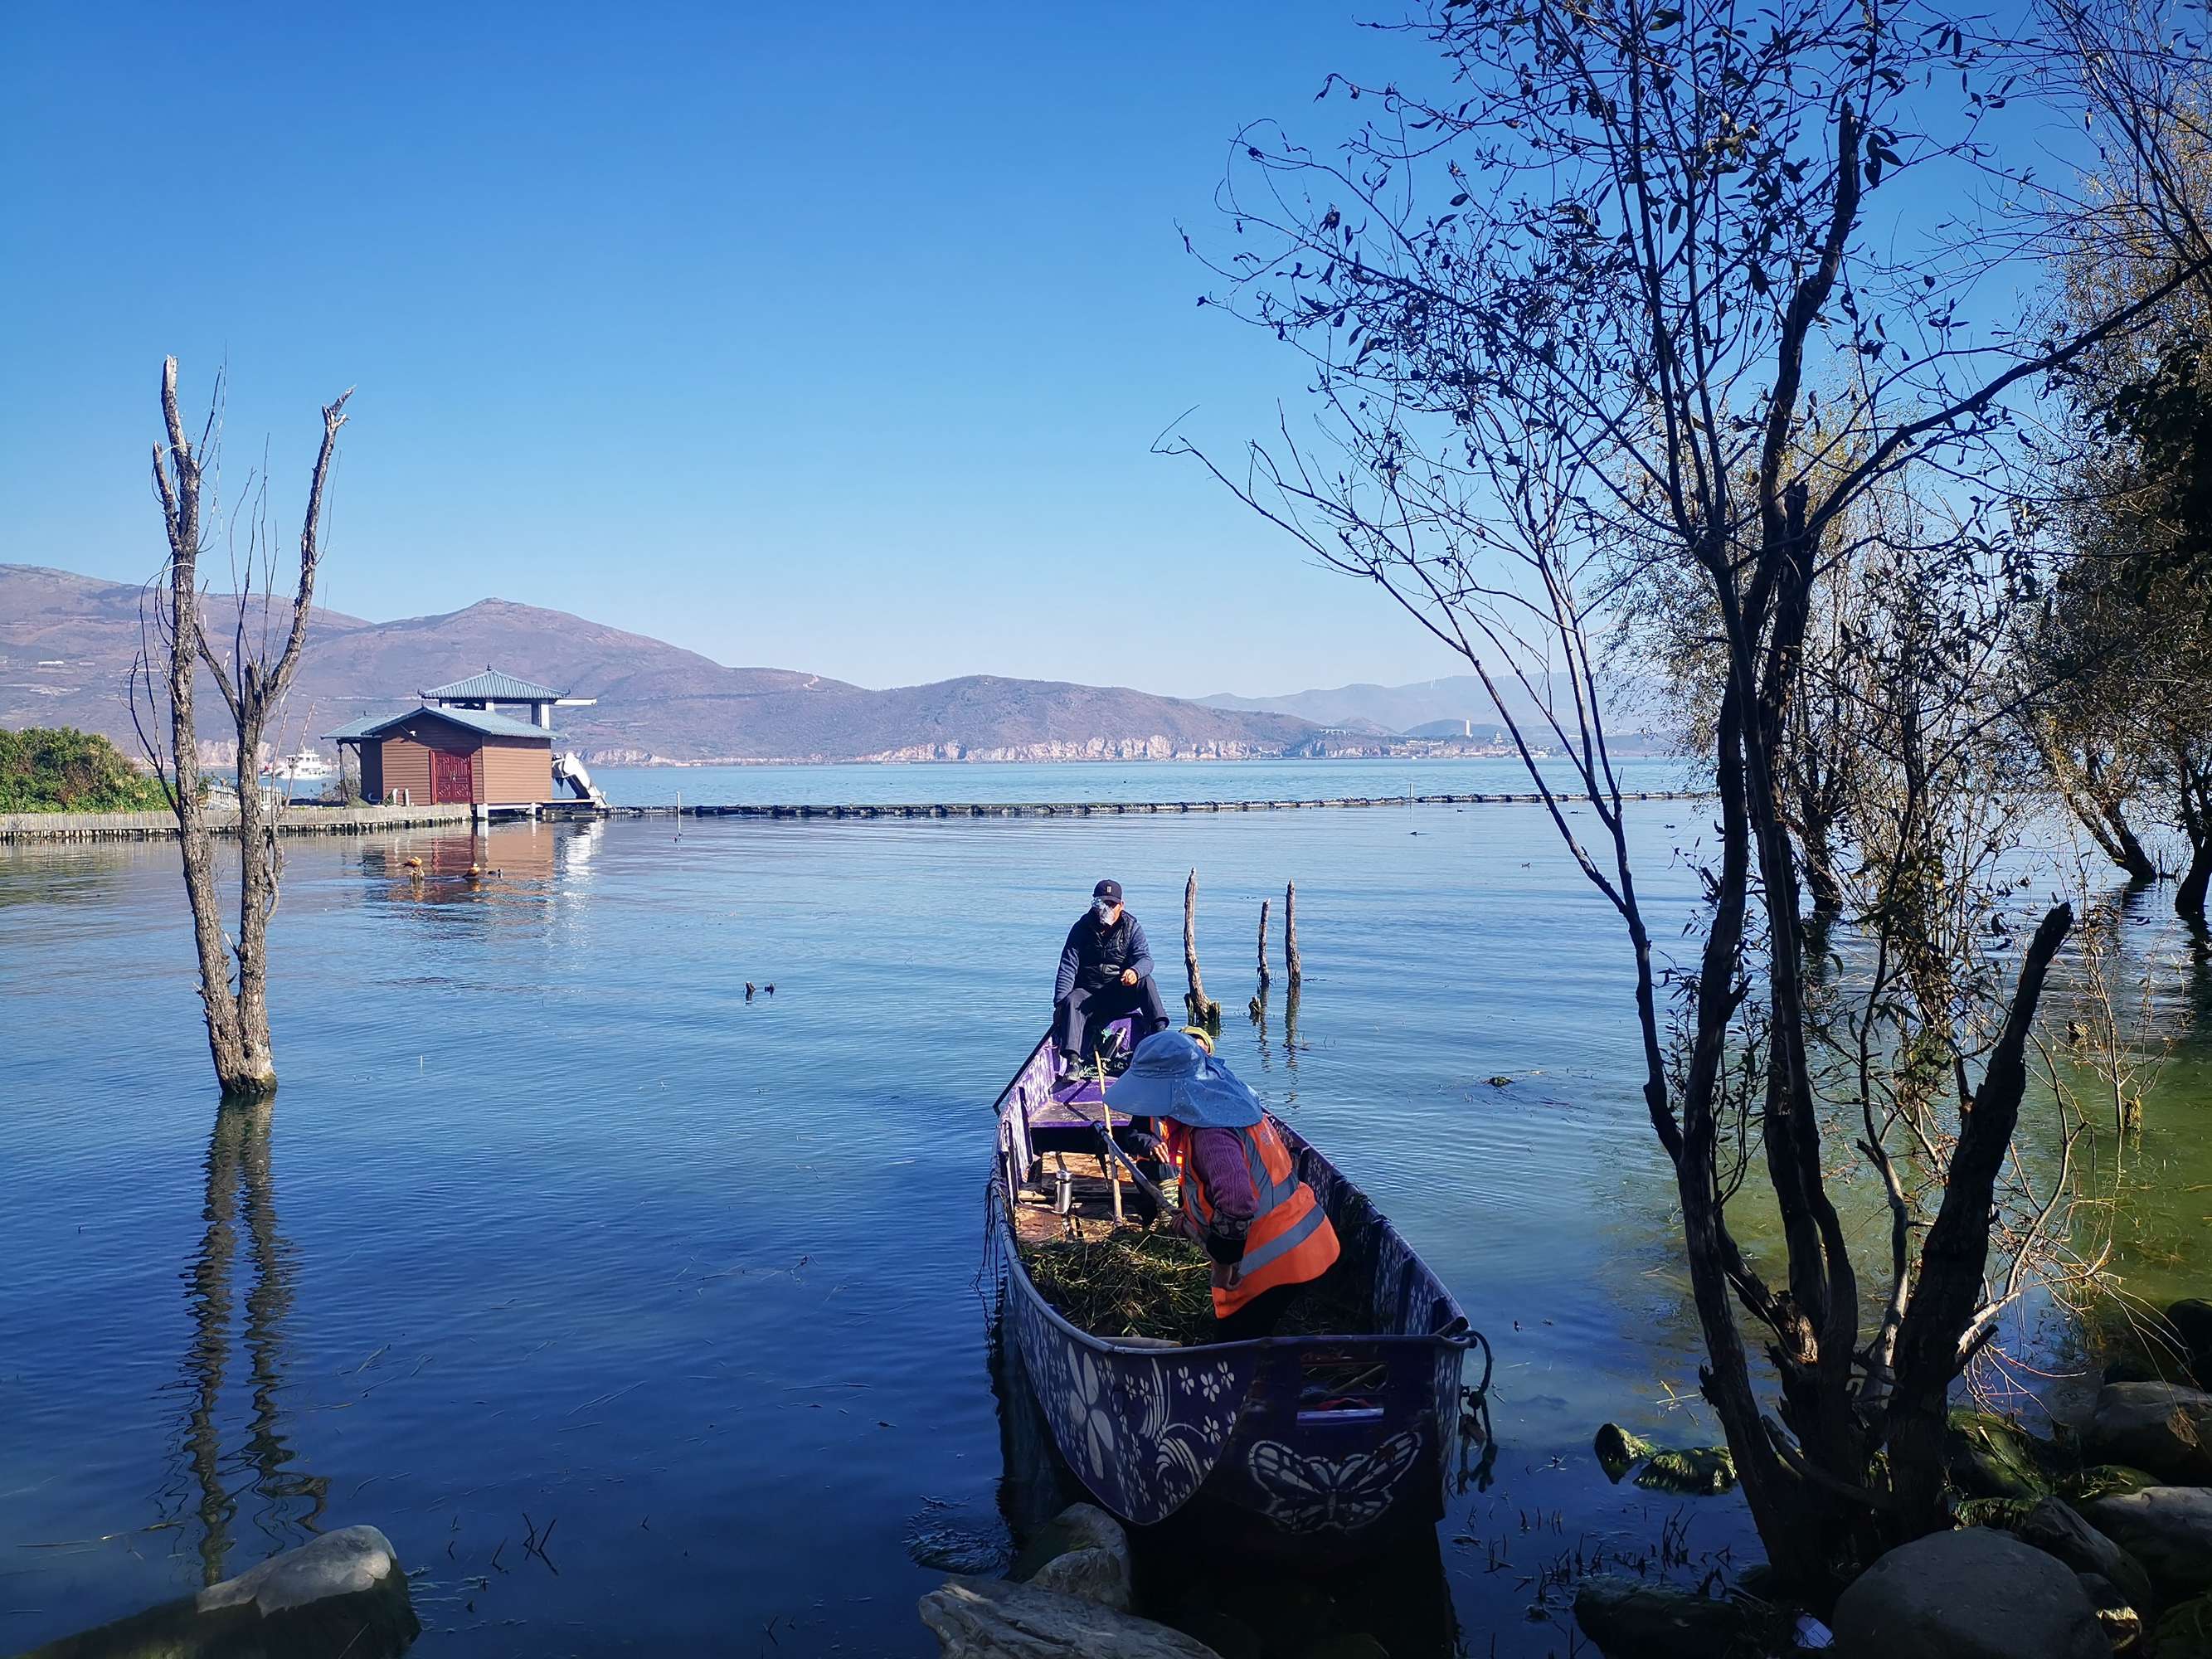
0, 727, 173, 812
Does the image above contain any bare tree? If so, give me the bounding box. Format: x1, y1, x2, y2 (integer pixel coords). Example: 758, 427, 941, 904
1173, 0, 2209, 1588
134, 358, 352, 1100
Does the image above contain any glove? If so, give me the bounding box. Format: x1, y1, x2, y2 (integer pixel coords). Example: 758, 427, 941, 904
1203, 1219, 1248, 1268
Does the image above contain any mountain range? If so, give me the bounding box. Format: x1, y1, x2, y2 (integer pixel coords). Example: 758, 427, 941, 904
1, 564, 1658, 764
0, 565, 1329, 765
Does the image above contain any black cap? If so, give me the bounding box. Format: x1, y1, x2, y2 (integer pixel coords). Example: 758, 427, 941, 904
1092, 879, 1123, 904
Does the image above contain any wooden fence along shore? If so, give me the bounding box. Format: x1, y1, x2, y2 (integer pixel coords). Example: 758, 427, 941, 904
0, 791, 1707, 841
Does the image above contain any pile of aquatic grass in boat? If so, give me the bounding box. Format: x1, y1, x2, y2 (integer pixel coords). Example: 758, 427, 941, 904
1017, 1227, 1372, 1345
1021, 1229, 1218, 1345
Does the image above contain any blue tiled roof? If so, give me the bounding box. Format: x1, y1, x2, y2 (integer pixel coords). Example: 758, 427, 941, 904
324, 705, 557, 742
421, 669, 567, 702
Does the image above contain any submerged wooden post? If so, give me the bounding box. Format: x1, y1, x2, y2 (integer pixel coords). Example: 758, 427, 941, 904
1257, 898, 1272, 988
1284, 881, 1303, 986
1181, 868, 1221, 1034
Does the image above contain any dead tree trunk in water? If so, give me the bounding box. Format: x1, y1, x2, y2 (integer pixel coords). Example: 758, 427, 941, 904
1283, 881, 1302, 985
140, 357, 352, 1102
1182, 868, 1221, 1033
1257, 898, 1272, 987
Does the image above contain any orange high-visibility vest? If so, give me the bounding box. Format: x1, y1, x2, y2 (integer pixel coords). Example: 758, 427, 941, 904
1166, 1115, 1340, 1316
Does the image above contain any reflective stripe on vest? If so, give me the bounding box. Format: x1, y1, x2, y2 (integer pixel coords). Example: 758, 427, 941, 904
1171, 1116, 1341, 1316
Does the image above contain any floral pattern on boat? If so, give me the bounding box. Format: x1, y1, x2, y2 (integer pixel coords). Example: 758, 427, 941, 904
998, 1235, 1262, 1524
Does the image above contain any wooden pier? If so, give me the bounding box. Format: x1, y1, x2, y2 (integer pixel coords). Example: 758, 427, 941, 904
4, 791, 1705, 840
587, 789, 1704, 820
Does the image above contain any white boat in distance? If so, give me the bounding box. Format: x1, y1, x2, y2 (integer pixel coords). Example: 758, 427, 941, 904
260, 747, 337, 783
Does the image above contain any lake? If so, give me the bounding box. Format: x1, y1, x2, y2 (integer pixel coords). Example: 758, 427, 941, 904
2, 762, 2204, 1656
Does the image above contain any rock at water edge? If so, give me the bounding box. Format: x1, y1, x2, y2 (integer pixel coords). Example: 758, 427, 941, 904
2011, 1496, 2157, 1613
1572, 1574, 1747, 1659
2080, 1486, 2212, 1599
1830, 1526, 2105, 1659
920, 1576, 1224, 1659
1011, 1503, 1132, 1613
1947, 1408, 2052, 1501
2085, 1383, 2212, 1486
22, 1525, 420, 1659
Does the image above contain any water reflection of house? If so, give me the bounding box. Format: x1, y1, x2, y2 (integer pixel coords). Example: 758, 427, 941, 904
367, 824, 562, 883
324, 669, 596, 810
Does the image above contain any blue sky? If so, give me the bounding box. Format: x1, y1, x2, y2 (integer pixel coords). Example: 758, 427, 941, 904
2, 2, 1485, 698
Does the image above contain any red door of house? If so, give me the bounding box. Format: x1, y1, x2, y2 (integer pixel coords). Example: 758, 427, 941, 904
431, 749, 474, 804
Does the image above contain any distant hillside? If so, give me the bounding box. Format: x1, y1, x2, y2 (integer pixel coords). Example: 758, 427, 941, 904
0, 564, 1318, 765
1199, 673, 1651, 738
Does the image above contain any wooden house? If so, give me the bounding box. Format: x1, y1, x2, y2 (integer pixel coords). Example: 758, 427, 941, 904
325, 670, 596, 809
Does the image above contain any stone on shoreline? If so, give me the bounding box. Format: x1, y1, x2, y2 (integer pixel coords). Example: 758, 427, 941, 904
1013, 1503, 1132, 1613
1590, 1423, 1737, 1494
2084, 1383, 2212, 1486
22, 1525, 418, 1659
1572, 1575, 1748, 1658
1947, 1408, 2052, 1500
919, 1576, 1223, 1659
2009, 1496, 2156, 1614
1830, 1527, 2105, 1659
2078, 1486, 2212, 1598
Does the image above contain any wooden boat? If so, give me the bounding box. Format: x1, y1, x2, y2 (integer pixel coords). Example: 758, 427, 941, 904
987, 1022, 1489, 1555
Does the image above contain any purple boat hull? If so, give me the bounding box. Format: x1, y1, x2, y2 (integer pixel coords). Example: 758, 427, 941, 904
987, 1028, 1480, 1554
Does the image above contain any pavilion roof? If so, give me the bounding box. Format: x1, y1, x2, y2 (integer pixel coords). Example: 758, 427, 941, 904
421, 669, 567, 703
324, 704, 558, 742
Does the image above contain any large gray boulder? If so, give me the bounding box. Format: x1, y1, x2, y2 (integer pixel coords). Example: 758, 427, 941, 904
1831, 1526, 2105, 1659
1014, 1504, 1132, 1614
2012, 1496, 2157, 1613
22, 1525, 419, 1659
2080, 1486, 2212, 1598
2085, 1383, 2212, 1486
919, 1576, 1223, 1659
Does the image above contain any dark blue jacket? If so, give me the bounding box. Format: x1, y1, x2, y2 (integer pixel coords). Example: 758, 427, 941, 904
1054, 912, 1155, 1003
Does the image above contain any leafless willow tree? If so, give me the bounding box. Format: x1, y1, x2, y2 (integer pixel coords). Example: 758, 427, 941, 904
1170, 0, 2210, 1590
133, 358, 352, 1100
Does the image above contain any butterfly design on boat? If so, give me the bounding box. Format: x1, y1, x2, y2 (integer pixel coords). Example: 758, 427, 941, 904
1245, 1430, 1424, 1533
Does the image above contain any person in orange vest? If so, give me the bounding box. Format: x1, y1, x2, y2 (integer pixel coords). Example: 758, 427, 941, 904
1106, 1029, 1340, 1340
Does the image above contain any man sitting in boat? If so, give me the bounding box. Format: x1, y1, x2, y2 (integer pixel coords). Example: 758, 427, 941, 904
1106, 1030, 1341, 1341
1052, 878, 1170, 1073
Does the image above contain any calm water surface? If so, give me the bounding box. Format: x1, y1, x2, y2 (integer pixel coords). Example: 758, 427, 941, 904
2, 772, 2203, 1656
588, 756, 1695, 807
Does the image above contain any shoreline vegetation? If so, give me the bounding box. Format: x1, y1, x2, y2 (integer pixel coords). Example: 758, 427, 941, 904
0, 727, 170, 814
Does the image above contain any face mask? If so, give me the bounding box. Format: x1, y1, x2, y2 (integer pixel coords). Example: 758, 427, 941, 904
1092, 901, 1115, 922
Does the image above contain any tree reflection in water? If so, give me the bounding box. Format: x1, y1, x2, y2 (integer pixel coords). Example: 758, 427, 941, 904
163, 1102, 327, 1584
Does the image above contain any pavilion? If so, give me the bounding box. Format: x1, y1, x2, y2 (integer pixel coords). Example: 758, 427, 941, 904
325, 669, 596, 809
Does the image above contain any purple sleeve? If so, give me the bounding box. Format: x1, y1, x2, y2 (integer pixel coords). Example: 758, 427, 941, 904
1189, 1128, 1257, 1221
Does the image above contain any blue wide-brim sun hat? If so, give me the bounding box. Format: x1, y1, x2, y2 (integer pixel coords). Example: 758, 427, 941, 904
1103, 1030, 1264, 1129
